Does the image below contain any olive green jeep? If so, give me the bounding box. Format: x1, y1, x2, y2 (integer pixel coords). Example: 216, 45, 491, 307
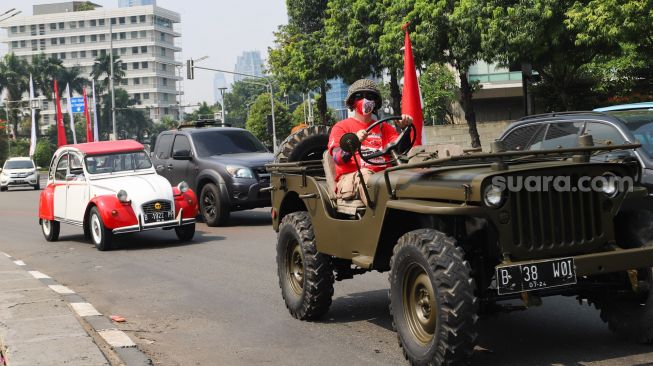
266, 117, 653, 365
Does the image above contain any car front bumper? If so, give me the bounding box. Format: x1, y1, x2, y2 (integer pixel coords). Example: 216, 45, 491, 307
112, 209, 195, 234
228, 180, 271, 209
0, 175, 38, 187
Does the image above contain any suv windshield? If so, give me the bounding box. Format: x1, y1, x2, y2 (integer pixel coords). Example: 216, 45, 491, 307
192, 130, 268, 157
606, 109, 653, 157
3, 160, 34, 169
85, 151, 152, 174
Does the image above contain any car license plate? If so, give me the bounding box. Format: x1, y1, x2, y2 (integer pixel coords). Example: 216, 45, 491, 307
496, 257, 576, 295
144, 211, 173, 223
13, 180, 25, 184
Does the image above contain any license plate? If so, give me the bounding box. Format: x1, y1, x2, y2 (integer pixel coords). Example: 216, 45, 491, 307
496, 257, 577, 295
144, 211, 173, 223
13, 180, 25, 184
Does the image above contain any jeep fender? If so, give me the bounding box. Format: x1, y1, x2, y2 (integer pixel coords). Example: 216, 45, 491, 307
38, 183, 56, 221
196, 169, 230, 205
87, 195, 138, 230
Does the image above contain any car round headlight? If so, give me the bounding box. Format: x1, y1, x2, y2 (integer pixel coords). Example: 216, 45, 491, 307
117, 189, 129, 203
178, 181, 189, 193
600, 172, 619, 198
484, 184, 506, 208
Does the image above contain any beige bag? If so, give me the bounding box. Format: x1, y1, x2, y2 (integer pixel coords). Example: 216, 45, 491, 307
336, 169, 375, 204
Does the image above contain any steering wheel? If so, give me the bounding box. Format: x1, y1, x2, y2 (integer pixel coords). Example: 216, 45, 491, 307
359, 116, 417, 166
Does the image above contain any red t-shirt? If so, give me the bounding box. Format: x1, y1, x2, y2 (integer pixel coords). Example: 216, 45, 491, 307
328, 117, 399, 181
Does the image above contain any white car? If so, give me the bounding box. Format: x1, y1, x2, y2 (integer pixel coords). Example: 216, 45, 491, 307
38, 140, 198, 251
0, 157, 40, 191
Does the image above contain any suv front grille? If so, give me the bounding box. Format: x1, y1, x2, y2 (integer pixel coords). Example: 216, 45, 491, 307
509, 189, 604, 253
142, 200, 172, 215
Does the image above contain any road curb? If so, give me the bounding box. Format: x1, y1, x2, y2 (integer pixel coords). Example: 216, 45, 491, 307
1, 252, 152, 366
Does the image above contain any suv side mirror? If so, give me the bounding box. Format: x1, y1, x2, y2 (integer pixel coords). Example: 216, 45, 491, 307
340, 133, 361, 154
172, 149, 192, 160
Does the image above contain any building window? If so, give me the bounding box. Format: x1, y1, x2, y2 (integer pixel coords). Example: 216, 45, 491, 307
90, 19, 96, 27
43, 115, 50, 123
162, 63, 167, 71
111, 18, 116, 25
139, 46, 146, 54
31, 40, 37, 51
160, 32, 165, 41
11, 41, 18, 48
162, 78, 168, 86
143, 93, 149, 100
99, 19, 105, 26
140, 15, 146, 22
121, 79, 128, 86
19, 25, 25, 32
60, 52, 66, 59
58, 22, 64, 30
71, 51, 78, 59
111, 33, 117, 40
10, 26, 17, 33
130, 16, 137, 23
99, 34, 105, 41
119, 17, 126, 24
100, 49, 106, 56
51, 38, 58, 45
69, 21, 77, 29
131, 31, 138, 39
119, 32, 126, 40
20, 40, 26, 48
121, 63, 127, 70
78, 20, 85, 28
132, 46, 139, 54
40, 39, 46, 50
160, 47, 165, 56
134, 93, 141, 100
141, 61, 148, 69
30, 24, 36, 35
91, 35, 97, 42
49, 23, 56, 31
163, 94, 168, 101
59, 37, 65, 44
80, 50, 86, 58
79, 35, 85, 43
133, 62, 140, 69
134, 78, 140, 85
92, 50, 98, 57
120, 47, 127, 55
139, 30, 146, 38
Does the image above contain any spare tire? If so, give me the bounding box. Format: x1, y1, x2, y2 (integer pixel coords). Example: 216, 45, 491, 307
275, 125, 331, 163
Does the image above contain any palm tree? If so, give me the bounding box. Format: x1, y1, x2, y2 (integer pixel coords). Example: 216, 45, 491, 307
0, 53, 30, 136
30, 53, 63, 100
57, 66, 89, 97
90, 54, 125, 94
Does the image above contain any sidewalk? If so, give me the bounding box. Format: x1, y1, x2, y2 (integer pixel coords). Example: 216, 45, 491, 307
0, 251, 109, 365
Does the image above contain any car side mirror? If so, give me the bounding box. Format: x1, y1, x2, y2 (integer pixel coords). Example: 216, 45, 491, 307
340, 133, 361, 154
172, 149, 192, 160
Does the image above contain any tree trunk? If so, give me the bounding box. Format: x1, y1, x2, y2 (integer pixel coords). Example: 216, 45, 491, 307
317, 82, 328, 125
458, 70, 481, 148
390, 67, 401, 115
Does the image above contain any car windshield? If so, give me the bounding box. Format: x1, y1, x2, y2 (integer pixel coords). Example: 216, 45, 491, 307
192, 130, 268, 157
85, 151, 152, 174
606, 109, 653, 157
3, 160, 34, 170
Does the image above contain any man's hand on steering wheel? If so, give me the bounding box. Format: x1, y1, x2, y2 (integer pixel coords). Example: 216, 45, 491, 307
396, 114, 413, 130
358, 115, 417, 165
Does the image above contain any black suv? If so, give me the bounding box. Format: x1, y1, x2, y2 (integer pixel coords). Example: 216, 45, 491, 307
151, 122, 274, 226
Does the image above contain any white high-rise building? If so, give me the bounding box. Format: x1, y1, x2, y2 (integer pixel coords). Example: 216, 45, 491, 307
1, 1, 182, 127
234, 50, 264, 82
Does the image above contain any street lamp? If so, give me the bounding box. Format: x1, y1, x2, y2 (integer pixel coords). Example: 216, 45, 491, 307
218, 87, 227, 126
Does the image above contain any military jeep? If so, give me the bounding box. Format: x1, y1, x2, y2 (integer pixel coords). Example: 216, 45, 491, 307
266, 117, 653, 365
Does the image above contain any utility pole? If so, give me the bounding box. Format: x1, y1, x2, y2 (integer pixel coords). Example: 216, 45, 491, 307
109, 20, 117, 140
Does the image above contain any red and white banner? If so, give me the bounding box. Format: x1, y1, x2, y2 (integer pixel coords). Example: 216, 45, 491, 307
401, 24, 425, 146
54, 80, 67, 147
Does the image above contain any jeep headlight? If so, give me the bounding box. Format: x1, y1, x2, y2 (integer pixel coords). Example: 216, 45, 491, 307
226, 166, 254, 179
117, 189, 129, 203
177, 181, 189, 193
484, 184, 506, 208
600, 172, 619, 198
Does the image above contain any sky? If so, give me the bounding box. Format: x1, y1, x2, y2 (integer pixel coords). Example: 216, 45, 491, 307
0, 0, 289, 109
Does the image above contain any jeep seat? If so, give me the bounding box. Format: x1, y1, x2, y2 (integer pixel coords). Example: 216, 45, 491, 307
322, 150, 366, 216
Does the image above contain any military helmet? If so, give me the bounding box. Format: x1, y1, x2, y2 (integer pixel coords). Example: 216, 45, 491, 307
344, 79, 382, 110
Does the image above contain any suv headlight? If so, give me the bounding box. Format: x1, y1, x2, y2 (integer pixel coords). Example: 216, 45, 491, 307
226, 166, 254, 179
484, 184, 506, 208
117, 189, 130, 203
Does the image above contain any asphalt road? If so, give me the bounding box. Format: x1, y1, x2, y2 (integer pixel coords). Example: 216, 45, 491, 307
1, 187, 652, 365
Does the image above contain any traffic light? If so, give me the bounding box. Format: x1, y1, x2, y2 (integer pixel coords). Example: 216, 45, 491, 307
266, 114, 273, 134
186, 59, 194, 80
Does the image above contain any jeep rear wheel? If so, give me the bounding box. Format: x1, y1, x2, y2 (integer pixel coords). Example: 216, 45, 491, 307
389, 229, 478, 365
200, 183, 230, 227
275, 125, 330, 163
277, 211, 334, 320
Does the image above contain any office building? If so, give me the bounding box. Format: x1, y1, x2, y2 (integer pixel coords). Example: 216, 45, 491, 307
1, 1, 182, 128
326, 77, 349, 120
234, 50, 264, 82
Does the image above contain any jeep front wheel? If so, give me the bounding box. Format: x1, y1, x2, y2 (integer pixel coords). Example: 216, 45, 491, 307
277, 211, 334, 320
389, 229, 478, 365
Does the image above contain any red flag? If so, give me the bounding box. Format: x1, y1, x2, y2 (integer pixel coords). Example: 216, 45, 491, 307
54, 80, 67, 147
83, 87, 93, 143
401, 24, 424, 146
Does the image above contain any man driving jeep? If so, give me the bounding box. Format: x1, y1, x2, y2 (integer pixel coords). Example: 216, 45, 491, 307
328, 79, 413, 204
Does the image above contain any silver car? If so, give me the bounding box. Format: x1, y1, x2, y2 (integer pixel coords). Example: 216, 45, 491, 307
0, 157, 40, 191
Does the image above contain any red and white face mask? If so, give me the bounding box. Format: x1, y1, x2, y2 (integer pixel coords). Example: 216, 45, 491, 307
354, 98, 375, 115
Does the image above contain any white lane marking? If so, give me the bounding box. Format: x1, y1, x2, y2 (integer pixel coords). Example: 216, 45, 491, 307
97, 329, 136, 348
2, 252, 10, 258
48, 285, 75, 294
70, 302, 102, 317
28, 271, 50, 279
13, 260, 26, 266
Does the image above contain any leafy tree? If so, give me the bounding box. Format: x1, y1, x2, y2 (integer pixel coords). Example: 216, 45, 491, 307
33, 139, 55, 168
30, 53, 63, 100
57, 66, 89, 97
75, 1, 97, 11
245, 93, 292, 146
150, 116, 177, 149
90, 54, 125, 94
0, 53, 29, 135
99, 88, 153, 142
223, 79, 268, 127
8, 138, 30, 157
185, 102, 216, 122
419, 64, 458, 125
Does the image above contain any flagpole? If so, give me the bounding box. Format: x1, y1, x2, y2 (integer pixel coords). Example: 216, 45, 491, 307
65, 83, 77, 144
29, 74, 37, 157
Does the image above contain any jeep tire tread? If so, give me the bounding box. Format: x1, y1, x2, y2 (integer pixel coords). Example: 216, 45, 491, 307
389, 229, 478, 365
275, 125, 330, 163
277, 211, 334, 320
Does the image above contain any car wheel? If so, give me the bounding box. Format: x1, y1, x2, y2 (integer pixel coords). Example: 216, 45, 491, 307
89, 207, 113, 251
34, 182, 40, 190
41, 219, 60, 242
389, 229, 478, 366
277, 211, 334, 320
200, 183, 229, 227
0, 186, 7, 192
275, 125, 330, 163
174, 223, 195, 241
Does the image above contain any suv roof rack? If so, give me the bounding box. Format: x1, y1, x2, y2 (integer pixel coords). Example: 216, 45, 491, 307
517, 111, 608, 121
177, 119, 232, 130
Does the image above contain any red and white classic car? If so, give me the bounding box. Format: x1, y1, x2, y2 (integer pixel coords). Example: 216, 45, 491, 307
38, 140, 198, 250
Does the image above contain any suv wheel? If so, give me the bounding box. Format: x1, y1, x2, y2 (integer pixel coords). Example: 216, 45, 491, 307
89, 207, 113, 251
277, 211, 334, 320
200, 183, 230, 226
389, 229, 478, 365
41, 219, 60, 242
